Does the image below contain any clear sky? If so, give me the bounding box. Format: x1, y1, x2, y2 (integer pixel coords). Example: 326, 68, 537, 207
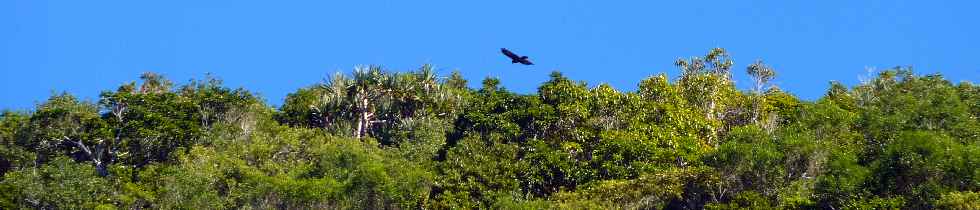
3, 1, 978, 110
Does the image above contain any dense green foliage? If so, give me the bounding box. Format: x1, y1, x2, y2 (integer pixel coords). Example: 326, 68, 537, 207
1, 49, 978, 209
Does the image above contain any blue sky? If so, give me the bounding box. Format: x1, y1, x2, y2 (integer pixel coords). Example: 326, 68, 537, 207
2, 1, 978, 110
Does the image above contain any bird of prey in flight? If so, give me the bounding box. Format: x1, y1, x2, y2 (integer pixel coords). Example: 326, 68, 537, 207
501, 48, 534, 65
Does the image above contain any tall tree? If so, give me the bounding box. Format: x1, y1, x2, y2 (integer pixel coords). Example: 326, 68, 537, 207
746, 59, 776, 124
676, 48, 736, 146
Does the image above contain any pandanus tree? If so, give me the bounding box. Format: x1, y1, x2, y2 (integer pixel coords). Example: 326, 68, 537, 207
313, 66, 395, 139
349, 66, 390, 139
309, 65, 465, 141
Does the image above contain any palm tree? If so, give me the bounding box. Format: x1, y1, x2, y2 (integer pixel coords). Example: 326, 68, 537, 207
311, 72, 353, 130
349, 66, 392, 139
310, 64, 466, 140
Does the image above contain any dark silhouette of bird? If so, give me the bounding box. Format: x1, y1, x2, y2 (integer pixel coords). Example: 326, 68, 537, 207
501, 48, 534, 65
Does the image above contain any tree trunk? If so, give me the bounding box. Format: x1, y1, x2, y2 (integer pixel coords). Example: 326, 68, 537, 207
354, 98, 372, 139
355, 112, 365, 139
68, 137, 109, 177
708, 92, 718, 147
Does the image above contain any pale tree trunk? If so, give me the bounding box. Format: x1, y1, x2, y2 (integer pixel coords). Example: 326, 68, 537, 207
355, 111, 365, 139
751, 81, 764, 124
354, 98, 373, 139
65, 136, 109, 177
707, 88, 719, 147
355, 109, 364, 139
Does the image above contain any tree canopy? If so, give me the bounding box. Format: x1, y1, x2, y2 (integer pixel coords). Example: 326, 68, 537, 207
1, 49, 978, 209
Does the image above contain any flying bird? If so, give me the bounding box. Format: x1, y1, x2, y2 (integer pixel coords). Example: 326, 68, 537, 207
501, 48, 534, 65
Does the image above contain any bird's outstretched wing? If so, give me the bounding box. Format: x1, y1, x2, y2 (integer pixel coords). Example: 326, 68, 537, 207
501, 48, 534, 65
501, 48, 520, 60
